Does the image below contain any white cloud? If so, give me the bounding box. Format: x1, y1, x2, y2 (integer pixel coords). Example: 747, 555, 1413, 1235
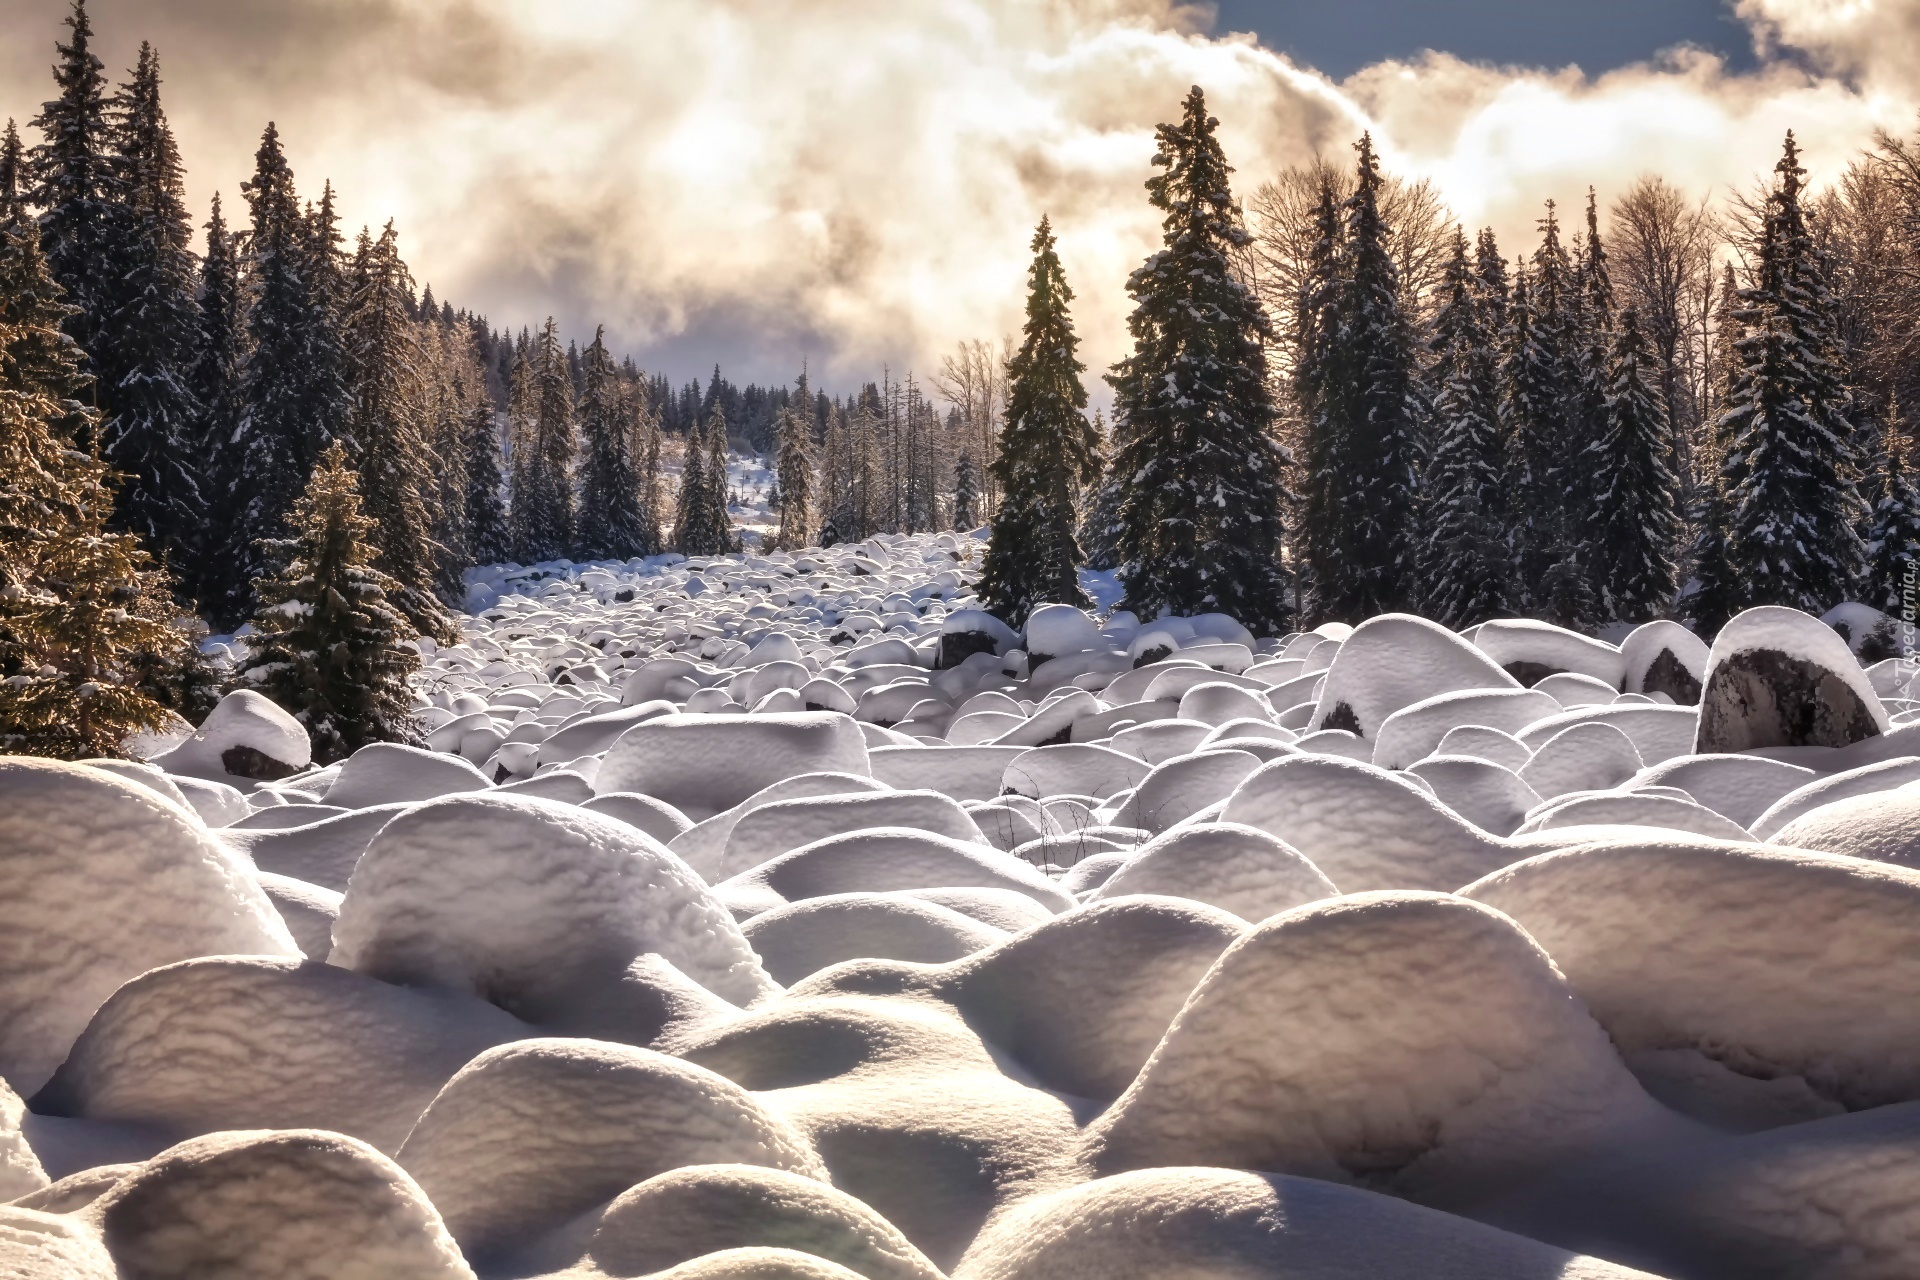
0, 0, 1909, 389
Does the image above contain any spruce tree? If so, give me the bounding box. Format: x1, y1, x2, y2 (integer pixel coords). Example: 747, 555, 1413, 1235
632, 383, 663, 556
675, 418, 711, 554
704, 405, 739, 553
242, 440, 420, 764
1507, 203, 1584, 617
0, 219, 182, 758
1105, 87, 1291, 632
189, 193, 243, 608
27, 0, 118, 397
97, 44, 206, 582
1687, 263, 1743, 634
1420, 227, 1511, 628
977, 215, 1100, 625
1719, 134, 1868, 615
342, 221, 446, 638
1302, 136, 1422, 622
1864, 419, 1920, 618
462, 396, 511, 566
529, 318, 576, 560
1561, 190, 1617, 623
774, 368, 815, 551
0, 121, 24, 225
216, 124, 344, 625
952, 451, 978, 531
1591, 307, 1680, 620
575, 326, 648, 559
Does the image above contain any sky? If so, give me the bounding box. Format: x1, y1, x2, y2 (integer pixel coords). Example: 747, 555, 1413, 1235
0, 0, 1915, 396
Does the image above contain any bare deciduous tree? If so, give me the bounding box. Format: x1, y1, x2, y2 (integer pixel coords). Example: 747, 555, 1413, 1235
1608, 174, 1718, 474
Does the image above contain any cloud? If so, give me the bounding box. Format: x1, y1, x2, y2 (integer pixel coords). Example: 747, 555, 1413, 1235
0, 0, 1910, 392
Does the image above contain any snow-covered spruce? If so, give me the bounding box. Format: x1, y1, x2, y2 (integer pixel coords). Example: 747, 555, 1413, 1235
4, 532, 1920, 1278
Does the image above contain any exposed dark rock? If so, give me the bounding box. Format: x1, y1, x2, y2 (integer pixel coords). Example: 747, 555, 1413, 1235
1639, 648, 1703, 706
1502, 661, 1563, 688
1696, 649, 1883, 752
938, 629, 999, 671
1132, 645, 1173, 669
220, 745, 301, 781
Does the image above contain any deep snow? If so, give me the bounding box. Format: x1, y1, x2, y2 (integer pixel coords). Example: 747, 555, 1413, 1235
3, 531, 1920, 1279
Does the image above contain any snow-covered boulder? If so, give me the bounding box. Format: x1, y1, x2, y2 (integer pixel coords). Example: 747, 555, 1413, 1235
1621, 618, 1710, 704
742, 893, 1009, 985
718, 828, 1073, 918
398, 1039, 824, 1259
222, 801, 415, 892
960, 1167, 1664, 1280
1089, 822, 1337, 921
1221, 754, 1514, 892
1464, 837, 1920, 1119
597, 712, 871, 821
332, 794, 775, 1028
1405, 756, 1541, 837
0, 759, 299, 1094
1308, 614, 1518, 738
89, 1129, 474, 1279
151, 688, 312, 782
1695, 606, 1890, 753
1629, 753, 1817, 829
1084, 892, 1675, 1196
1369, 687, 1560, 771
1772, 780, 1920, 869
323, 742, 492, 809
1473, 618, 1628, 688
1750, 756, 1920, 840
581, 1164, 944, 1280
0, 1076, 46, 1202
34, 955, 525, 1155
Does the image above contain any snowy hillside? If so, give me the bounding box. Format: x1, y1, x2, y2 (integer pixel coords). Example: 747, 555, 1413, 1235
5, 536, 1920, 1278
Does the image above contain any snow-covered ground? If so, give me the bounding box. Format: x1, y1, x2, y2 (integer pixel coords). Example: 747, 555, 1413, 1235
7, 533, 1920, 1279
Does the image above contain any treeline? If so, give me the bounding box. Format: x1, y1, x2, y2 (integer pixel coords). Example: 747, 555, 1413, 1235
977, 88, 1918, 643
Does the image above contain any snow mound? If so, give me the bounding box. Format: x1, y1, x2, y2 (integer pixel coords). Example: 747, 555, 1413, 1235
937, 896, 1245, 1101
397, 1038, 824, 1260
253, 871, 343, 958
1464, 836, 1920, 1114
1517, 793, 1757, 842
1115, 749, 1260, 834
583, 789, 697, 844
90, 1129, 473, 1279
957, 1166, 1664, 1280
1473, 618, 1627, 687
1220, 754, 1515, 891
1750, 756, 1920, 839
0, 1076, 46, 1201
1629, 753, 1817, 828
34, 956, 526, 1155
323, 743, 491, 809
719, 828, 1073, 918
1436, 723, 1535, 771
1518, 721, 1644, 799
1370, 688, 1562, 770
671, 772, 889, 877
639, 1249, 871, 1278
869, 745, 1024, 801
1773, 780, 1920, 869
742, 894, 1009, 985
1516, 703, 1698, 764
222, 801, 414, 891
1308, 614, 1518, 738
150, 688, 312, 782
1696, 606, 1890, 753
1085, 892, 1672, 1197
0, 758, 299, 1094
1620, 618, 1709, 704
1495, 1100, 1920, 1280
332, 793, 774, 1027
0, 1206, 117, 1277
580, 1163, 944, 1280
597, 712, 871, 821
1089, 822, 1338, 920
716, 790, 984, 882
1000, 743, 1148, 801
1406, 756, 1542, 836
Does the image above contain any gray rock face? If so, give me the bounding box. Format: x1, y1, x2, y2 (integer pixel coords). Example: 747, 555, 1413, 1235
1638, 648, 1703, 706
1696, 649, 1883, 753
